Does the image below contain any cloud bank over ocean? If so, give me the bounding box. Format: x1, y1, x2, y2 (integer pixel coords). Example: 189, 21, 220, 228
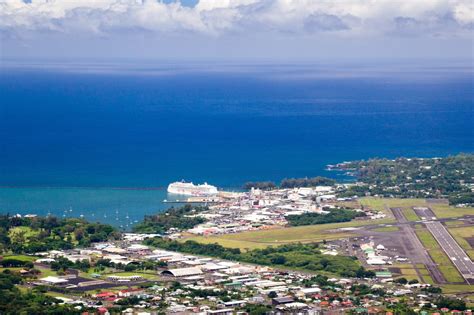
1, 0, 473, 61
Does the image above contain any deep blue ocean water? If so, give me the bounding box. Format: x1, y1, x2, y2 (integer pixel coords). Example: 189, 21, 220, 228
0, 63, 473, 227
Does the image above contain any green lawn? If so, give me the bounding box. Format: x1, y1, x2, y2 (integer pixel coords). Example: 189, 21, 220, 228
402, 208, 419, 221
444, 221, 464, 227
440, 284, 474, 294
430, 204, 474, 219
360, 197, 425, 210
2, 254, 38, 262
360, 197, 474, 220
416, 230, 439, 248
8, 226, 39, 241
360, 197, 422, 221
36, 266, 59, 277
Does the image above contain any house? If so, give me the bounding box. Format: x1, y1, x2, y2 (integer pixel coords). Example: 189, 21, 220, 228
95, 292, 116, 299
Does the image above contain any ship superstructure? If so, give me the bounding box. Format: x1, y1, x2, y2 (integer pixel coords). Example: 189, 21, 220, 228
167, 181, 218, 196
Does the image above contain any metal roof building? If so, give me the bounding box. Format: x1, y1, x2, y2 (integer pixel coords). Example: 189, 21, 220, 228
161, 267, 203, 277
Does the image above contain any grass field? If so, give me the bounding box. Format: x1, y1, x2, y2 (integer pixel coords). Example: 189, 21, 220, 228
0, 267, 24, 272
399, 267, 419, 281
8, 226, 39, 242
402, 208, 419, 221
415, 229, 465, 283
360, 197, 424, 210
2, 254, 38, 262
361, 197, 420, 221
360, 197, 474, 220
187, 218, 393, 250
392, 263, 434, 283
440, 284, 474, 294
444, 221, 464, 227
36, 266, 59, 277
187, 197, 470, 250
430, 204, 474, 219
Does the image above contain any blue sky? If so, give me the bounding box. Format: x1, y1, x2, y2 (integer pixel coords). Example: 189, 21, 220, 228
1, 0, 473, 62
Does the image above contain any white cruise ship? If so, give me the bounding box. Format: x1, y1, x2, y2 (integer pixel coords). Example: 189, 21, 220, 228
167, 181, 218, 196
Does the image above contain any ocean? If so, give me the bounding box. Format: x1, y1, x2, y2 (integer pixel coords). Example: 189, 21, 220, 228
1, 62, 473, 227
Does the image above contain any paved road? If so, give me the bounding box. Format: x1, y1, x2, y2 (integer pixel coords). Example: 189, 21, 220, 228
424, 220, 474, 282
390, 208, 446, 283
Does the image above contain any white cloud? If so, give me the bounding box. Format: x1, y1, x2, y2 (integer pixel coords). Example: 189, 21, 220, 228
1, 0, 472, 38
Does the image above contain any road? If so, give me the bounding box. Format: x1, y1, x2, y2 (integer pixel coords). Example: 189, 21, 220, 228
424, 220, 474, 282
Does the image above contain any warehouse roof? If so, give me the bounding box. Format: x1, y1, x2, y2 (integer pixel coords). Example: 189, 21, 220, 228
161, 267, 203, 277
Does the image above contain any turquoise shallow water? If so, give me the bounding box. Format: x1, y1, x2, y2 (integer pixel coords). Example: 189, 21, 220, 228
0, 187, 173, 229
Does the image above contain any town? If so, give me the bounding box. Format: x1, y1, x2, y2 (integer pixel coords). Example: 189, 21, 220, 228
1, 156, 473, 314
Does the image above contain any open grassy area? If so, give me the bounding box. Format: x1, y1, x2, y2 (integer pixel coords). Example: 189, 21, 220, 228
360, 197, 474, 220
0, 267, 24, 273
361, 197, 421, 221
416, 230, 439, 248
2, 254, 38, 262
444, 220, 464, 227
440, 284, 474, 294
422, 275, 435, 285
190, 198, 432, 250
402, 208, 419, 221
188, 218, 393, 250
44, 291, 71, 299
399, 267, 419, 281
8, 226, 40, 242
36, 266, 59, 277
415, 229, 465, 283
430, 204, 474, 219
360, 197, 425, 210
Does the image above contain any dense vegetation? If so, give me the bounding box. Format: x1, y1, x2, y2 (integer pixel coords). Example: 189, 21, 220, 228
287, 208, 365, 226
132, 204, 208, 234
243, 176, 336, 190
334, 154, 474, 205
0, 214, 120, 254
0, 270, 81, 314
434, 296, 466, 311
144, 237, 374, 278
243, 181, 277, 190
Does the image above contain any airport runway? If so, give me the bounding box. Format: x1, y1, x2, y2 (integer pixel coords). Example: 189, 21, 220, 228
425, 220, 474, 282
413, 206, 474, 282
390, 208, 446, 283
